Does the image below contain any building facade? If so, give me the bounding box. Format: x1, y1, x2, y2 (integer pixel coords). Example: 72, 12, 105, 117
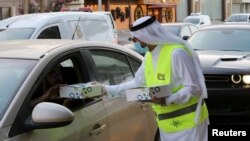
232, 0, 250, 14
0, 0, 20, 19
176, 0, 233, 23
84, 0, 181, 29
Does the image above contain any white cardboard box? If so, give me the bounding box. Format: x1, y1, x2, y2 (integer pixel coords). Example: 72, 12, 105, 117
126, 88, 151, 101
125, 85, 171, 101
60, 83, 102, 99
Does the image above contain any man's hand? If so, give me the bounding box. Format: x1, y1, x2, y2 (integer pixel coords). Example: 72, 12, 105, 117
151, 96, 166, 106
101, 85, 107, 96
166, 93, 192, 105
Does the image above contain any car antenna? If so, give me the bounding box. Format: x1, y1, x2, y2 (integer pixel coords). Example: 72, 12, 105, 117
72, 17, 81, 40
5, 16, 22, 28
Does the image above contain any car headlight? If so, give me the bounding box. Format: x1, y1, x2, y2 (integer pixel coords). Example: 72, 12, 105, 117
242, 75, 250, 84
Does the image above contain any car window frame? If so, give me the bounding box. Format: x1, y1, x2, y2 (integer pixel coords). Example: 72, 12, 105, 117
127, 54, 142, 76
37, 26, 61, 39
188, 24, 199, 34
34, 24, 62, 39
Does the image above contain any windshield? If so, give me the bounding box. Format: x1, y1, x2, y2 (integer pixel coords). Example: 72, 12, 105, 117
184, 18, 200, 24
228, 15, 248, 22
0, 28, 34, 41
0, 59, 36, 120
188, 29, 250, 51
162, 25, 180, 36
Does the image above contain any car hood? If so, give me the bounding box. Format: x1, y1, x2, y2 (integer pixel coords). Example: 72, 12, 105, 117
197, 50, 250, 74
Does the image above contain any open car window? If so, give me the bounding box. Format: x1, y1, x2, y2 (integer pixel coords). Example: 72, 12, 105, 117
89, 50, 134, 85
30, 55, 97, 111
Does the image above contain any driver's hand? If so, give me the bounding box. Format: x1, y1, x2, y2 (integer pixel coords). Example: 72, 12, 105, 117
46, 84, 66, 100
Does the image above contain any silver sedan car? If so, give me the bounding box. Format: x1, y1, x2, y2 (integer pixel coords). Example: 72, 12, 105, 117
0, 40, 158, 141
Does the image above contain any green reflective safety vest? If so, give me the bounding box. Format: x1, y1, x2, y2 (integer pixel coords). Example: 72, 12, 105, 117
145, 44, 208, 133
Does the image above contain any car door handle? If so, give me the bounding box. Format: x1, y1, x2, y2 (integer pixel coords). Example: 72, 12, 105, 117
90, 123, 107, 136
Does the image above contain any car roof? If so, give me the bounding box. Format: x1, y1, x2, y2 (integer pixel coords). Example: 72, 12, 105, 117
230, 13, 250, 16
185, 15, 205, 19
199, 24, 250, 30
161, 22, 196, 26
94, 11, 111, 14
0, 40, 140, 59
0, 12, 106, 28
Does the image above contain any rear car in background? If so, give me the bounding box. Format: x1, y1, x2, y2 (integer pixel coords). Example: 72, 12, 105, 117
183, 13, 211, 28
188, 24, 250, 125
0, 40, 158, 141
225, 13, 250, 23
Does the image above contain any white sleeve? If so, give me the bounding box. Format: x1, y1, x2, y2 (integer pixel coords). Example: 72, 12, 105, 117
134, 60, 146, 87
166, 49, 202, 105
105, 62, 146, 99
174, 49, 202, 96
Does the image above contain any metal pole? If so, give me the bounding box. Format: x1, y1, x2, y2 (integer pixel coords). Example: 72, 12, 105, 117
80, 0, 84, 6
40, 0, 45, 12
24, 0, 29, 14
128, 0, 132, 28
98, 0, 102, 11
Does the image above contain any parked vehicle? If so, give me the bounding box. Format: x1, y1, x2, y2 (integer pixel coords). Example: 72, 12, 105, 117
0, 40, 158, 141
0, 12, 116, 43
188, 24, 250, 125
183, 13, 211, 28
60, 7, 92, 12
161, 22, 199, 40
225, 13, 250, 23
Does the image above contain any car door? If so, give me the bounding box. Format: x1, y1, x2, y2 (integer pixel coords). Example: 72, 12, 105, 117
84, 49, 157, 141
9, 52, 109, 141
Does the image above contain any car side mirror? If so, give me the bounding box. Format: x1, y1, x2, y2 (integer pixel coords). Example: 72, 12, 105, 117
200, 22, 204, 25
182, 36, 190, 40
27, 102, 74, 130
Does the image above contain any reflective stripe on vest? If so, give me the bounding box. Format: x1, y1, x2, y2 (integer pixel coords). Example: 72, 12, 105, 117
145, 44, 208, 133
158, 100, 204, 120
